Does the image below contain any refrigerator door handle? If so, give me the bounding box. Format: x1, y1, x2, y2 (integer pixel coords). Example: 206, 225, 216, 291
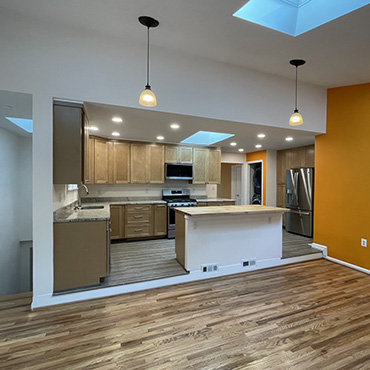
289, 210, 310, 216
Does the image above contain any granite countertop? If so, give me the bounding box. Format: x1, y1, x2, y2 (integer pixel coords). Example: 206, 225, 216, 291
175, 205, 290, 217
195, 198, 235, 202
54, 198, 167, 223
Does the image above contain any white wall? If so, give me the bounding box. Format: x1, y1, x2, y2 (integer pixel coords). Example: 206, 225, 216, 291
0, 128, 21, 295
0, 10, 327, 307
266, 150, 277, 207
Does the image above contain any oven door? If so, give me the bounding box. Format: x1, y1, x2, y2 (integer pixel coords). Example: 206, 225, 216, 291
167, 205, 176, 239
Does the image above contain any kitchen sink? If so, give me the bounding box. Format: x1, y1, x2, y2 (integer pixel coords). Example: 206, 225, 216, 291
80, 205, 104, 210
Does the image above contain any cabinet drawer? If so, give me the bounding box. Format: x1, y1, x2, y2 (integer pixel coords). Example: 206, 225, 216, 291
197, 202, 208, 207
125, 225, 151, 238
126, 212, 151, 224
126, 205, 152, 213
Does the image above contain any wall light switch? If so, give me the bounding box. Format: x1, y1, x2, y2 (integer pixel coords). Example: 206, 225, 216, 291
361, 238, 367, 247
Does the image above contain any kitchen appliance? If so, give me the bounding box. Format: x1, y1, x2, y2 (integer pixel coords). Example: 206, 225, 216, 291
162, 189, 197, 238
165, 163, 193, 180
285, 168, 314, 237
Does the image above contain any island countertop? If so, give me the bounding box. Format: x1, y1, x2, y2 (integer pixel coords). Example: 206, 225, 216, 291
175, 205, 290, 217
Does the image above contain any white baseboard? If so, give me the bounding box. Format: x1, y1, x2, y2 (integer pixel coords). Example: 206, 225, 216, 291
311, 242, 328, 257
325, 256, 370, 276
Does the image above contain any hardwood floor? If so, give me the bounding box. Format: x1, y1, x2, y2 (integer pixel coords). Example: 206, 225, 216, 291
282, 229, 317, 259
3, 260, 370, 369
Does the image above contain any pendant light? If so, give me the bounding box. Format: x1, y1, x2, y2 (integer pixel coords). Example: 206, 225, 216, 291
289, 59, 306, 126
139, 16, 159, 107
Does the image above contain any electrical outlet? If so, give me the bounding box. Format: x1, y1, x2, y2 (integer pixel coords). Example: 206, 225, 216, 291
361, 238, 367, 247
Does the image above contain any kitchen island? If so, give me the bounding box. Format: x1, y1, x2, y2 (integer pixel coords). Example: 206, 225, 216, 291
175, 205, 289, 273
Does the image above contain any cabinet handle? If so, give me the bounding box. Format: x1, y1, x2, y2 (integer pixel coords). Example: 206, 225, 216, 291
134, 228, 143, 232
135, 207, 143, 210
134, 215, 143, 219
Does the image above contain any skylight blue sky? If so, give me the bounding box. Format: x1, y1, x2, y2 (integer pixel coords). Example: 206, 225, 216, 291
181, 131, 234, 146
234, 0, 370, 36
6, 117, 33, 133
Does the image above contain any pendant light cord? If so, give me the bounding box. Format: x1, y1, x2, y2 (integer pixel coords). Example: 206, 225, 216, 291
146, 26, 150, 87
295, 66, 298, 111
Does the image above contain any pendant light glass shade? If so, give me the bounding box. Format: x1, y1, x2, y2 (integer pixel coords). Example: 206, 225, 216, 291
289, 111, 303, 126
139, 86, 157, 107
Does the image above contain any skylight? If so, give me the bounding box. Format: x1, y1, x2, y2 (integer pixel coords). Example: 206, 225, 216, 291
6, 117, 33, 133
181, 131, 234, 146
234, 0, 370, 36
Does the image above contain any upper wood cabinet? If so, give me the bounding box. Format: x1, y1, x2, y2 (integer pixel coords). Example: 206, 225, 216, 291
192, 147, 208, 184
147, 144, 164, 184
53, 102, 84, 184
131, 143, 148, 184
165, 146, 193, 164
94, 138, 110, 184
113, 142, 130, 184
208, 149, 221, 184
305, 145, 315, 167
292, 146, 306, 169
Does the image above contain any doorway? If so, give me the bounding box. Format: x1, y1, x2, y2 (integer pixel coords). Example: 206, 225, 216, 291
247, 160, 263, 205
231, 165, 242, 205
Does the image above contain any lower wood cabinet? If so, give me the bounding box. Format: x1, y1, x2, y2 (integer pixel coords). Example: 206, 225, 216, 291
54, 220, 109, 291
110, 203, 167, 240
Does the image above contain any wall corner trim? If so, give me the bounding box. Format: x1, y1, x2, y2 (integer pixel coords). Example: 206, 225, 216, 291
311, 243, 327, 257
325, 256, 370, 276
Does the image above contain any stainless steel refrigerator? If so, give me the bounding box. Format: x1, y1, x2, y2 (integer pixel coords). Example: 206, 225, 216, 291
285, 168, 314, 237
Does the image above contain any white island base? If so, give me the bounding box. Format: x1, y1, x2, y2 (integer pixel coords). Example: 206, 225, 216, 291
175, 206, 289, 273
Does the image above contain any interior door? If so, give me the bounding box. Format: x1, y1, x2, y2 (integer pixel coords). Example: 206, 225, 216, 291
231, 165, 242, 205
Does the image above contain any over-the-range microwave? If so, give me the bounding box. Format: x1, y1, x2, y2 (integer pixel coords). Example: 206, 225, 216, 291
165, 163, 193, 180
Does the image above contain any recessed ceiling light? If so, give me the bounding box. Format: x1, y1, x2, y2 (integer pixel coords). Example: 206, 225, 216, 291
112, 132, 120, 136
230, 142, 237, 146
89, 126, 99, 131
112, 117, 123, 123
257, 133, 265, 138
170, 123, 180, 129
255, 144, 262, 149
285, 137, 293, 141
157, 135, 164, 140
238, 148, 244, 152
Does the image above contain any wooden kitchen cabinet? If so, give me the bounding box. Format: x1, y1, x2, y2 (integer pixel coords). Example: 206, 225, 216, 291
131, 143, 148, 183
147, 144, 164, 183
165, 145, 193, 164
154, 204, 167, 236
54, 220, 109, 291
110, 205, 124, 239
305, 145, 315, 167
292, 146, 306, 169
53, 102, 84, 184
208, 149, 221, 184
94, 138, 110, 184
192, 148, 208, 184
113, 142, 130, 183
125, 204, 153, 238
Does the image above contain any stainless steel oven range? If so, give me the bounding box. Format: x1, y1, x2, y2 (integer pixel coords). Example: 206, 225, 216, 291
162, 189, 197, 239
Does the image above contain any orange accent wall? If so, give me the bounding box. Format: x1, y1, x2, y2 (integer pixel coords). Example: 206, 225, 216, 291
246, 150, 266, 205
314, 83, 370, 269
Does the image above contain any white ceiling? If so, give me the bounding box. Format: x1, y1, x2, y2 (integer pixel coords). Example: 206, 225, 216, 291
84, 102, 315, 153
0, 90, 32, 137
1, 0, 370, 87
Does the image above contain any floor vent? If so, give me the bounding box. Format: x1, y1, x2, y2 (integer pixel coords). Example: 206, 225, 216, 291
242, 259, 256, 267
201, 264, 218, 273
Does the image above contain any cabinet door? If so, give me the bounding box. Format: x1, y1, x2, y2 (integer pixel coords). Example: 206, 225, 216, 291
154, 204, 167, 236
131, 143, 148, 183
110, 205, 124, 239
305, 145, 315, 168
276, 150, 285, 185
276, 184, 286, 208
179, 147, 193, 163
165, 146, 178, 163
208, 149, 221, 184
148, 144, 164, 183
292, 146, 306, 168
53, 104, 83, 184
94, 138, 109, 184
193, 148, 208, 184
113, 142, 130, 183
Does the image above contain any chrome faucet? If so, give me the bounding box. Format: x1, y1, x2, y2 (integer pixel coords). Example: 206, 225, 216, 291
75, 184, 89, 210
